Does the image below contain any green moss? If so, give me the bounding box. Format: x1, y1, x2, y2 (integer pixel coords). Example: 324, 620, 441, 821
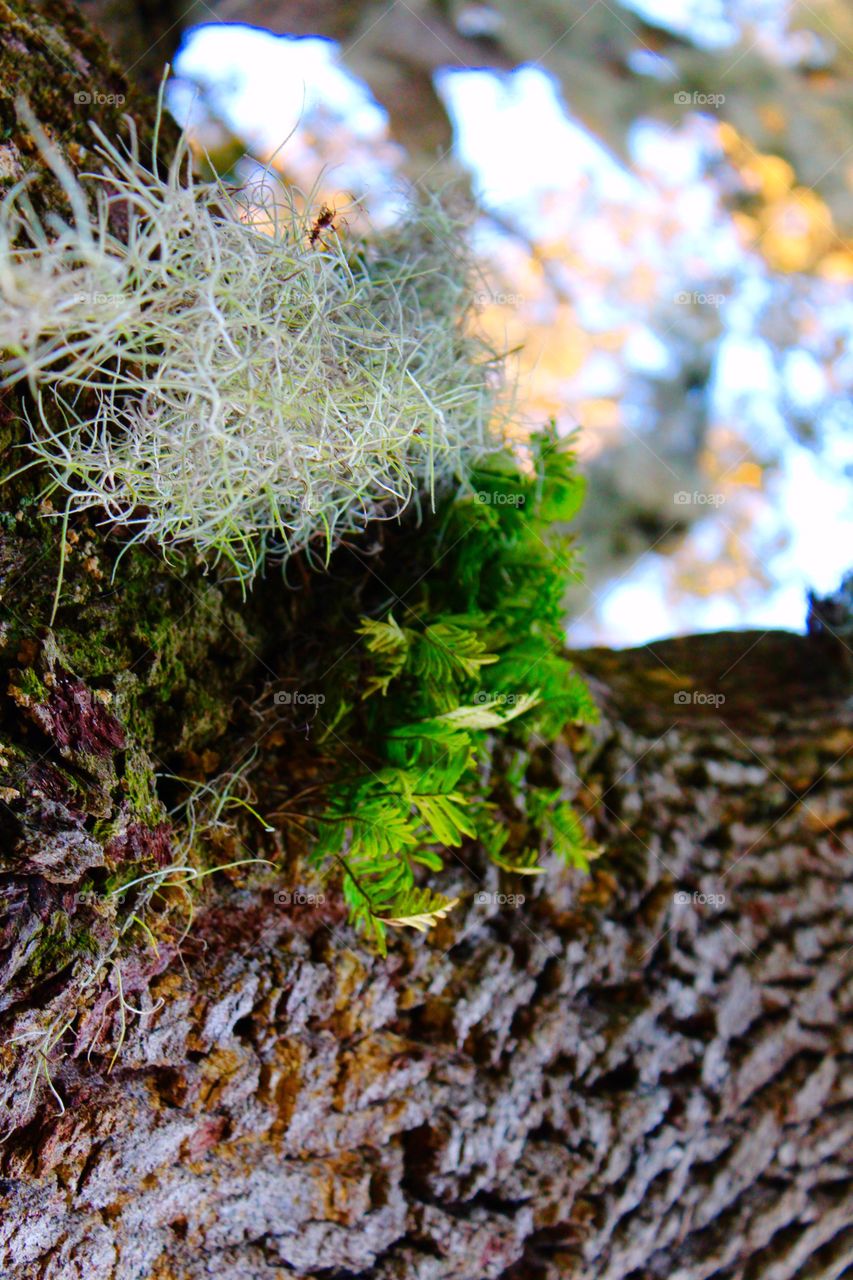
27, 913, 93, 980
13, 667, 48, 703
120, 744, 165, 828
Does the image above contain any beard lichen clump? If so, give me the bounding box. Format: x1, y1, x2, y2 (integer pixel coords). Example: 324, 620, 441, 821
0, 105, 502, 585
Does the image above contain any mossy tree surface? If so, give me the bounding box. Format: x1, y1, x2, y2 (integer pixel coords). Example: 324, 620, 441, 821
0, 6, 852, 1280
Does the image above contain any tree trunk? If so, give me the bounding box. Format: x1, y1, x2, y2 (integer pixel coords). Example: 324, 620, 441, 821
1, 6, 851, 1278
1, 623, 851, 1280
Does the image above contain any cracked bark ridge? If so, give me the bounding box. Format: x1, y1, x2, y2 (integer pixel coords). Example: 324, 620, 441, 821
1, 629, 851, 1279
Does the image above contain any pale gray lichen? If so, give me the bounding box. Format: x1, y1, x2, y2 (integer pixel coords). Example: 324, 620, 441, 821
0, 96, 504, 586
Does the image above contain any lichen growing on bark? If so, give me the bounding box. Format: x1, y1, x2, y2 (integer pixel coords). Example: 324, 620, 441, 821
0, 90, 505, 586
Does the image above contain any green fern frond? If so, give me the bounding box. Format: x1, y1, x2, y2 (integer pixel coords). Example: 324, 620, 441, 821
358, 614, 409, 697
410, 791, 477, 847
309, 425, 598, 950
381, 887, 460, 933
435, 691, 540, 731
490, 846, 547, 876
413, 618, 498, 685
528, 789, 600, 871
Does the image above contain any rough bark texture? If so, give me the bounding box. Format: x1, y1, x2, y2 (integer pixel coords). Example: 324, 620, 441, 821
1, 626, 851, 1280
1, 6, 852, 1279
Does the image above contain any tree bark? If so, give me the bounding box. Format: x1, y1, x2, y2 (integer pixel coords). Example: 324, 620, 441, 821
1, 6, 852, 1278
1, 624, 851, 1280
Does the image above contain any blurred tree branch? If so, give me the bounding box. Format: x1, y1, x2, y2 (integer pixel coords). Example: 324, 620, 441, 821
80, 0, 853, 228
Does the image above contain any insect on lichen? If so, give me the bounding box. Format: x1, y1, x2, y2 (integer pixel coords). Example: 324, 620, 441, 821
0, 83, 506, 592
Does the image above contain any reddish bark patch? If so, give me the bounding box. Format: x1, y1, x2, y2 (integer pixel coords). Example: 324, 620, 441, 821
24, 761, 77, 808
184, 1114, 228, 1161
193, 890, 347, 955
105, 821, 172, 866
46, 677, 125, 756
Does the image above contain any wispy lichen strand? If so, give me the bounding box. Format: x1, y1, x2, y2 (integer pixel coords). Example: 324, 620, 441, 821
0, 102, 503, 584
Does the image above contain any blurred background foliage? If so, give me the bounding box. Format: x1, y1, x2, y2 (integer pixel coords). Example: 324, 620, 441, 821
82, 0, 853, 645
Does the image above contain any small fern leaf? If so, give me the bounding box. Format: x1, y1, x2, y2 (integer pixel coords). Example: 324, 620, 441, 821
381, 888, 459, 934
546, 800, 601, 871
413, 619, 498, 686
490, 848, 547, 876
437, 690, 540, 732
358, 613, 409, 697
411, 791, 477, 846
